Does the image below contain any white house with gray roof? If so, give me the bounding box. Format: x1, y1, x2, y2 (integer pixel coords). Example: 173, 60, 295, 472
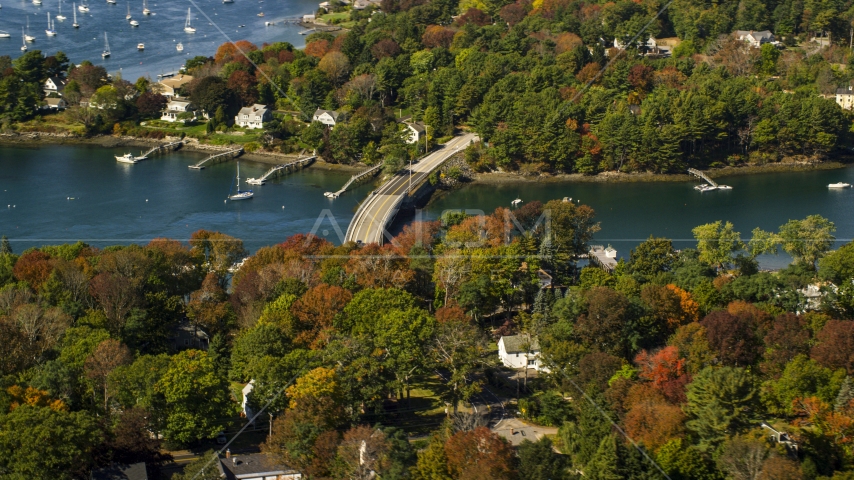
160, 99, 196, 123
312, 108, 339, 126
235, 104, 271, 129
735, 30, 775, 47
837, 86, 854, 110
498, 334, 547, 372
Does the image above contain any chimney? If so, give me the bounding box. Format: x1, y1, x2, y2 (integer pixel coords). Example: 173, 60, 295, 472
232, 457, 237, 465
225, 448, 231, 459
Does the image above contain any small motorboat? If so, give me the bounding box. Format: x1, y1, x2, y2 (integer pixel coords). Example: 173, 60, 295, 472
129, 19, 139, 25
257, 11, 264, 16
78, 3, 89, 11
511, 198, 522, 206
828, 182, 851, 188
137, 42, 144, 50
175, 42, 183, 51
717, 185, 732, 190
694, 184, 716, 192
116, 153, 138, 164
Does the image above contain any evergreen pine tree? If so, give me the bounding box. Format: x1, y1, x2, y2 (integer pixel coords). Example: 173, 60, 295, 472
0, 235, 11, 255
533, 288, 547, 315
208, 333, 230, 379
585, 435, 622, 480
538, 234, 556, 271
836, 376, 854, 411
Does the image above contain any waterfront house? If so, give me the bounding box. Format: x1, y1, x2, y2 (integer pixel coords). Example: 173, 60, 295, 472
160, 99, 196, 123
404, 121, 426, 144
312, 108, 339, 126
44, 76, 68, 97
303, 13, 316, 22
156, 74, 194, 97
43, 98, 68, 111
219, 452, 302, 479
734, 30, 775, 47
90, 462, 148, 480
498, 334, 547, 372
235, 104, 271, 129
588, 245, 618, 273
837, 86, 854, 110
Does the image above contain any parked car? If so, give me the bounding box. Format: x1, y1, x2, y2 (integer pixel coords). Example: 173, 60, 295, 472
216, 432, 227, 445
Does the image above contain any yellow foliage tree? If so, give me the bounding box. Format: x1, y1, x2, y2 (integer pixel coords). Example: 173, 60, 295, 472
6, 386, 68, 412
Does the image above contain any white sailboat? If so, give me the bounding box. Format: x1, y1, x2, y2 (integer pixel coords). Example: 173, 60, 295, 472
125, 2, 130, 18
227, 163, 254, 200
45, 12, 56, 36
77, 1, 88, 12
101, 31, 110, 57
56, 0, 65, 20
107, 0, 116, 4
183, 8, 195, 33
20, 27, 27, 50
24, 18, 35, 42
72, 3, 79, 27
142, 0, 149, 14
33, 0, 42, 5
0, 29, 9, 38
129, 18, 138, 25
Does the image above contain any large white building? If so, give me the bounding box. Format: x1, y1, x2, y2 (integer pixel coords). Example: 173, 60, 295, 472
160, 99, 196, 123
498, 335, 547, 372
312, 108, 339, 127
837, 86, 854, 110
235, 104, 271, 129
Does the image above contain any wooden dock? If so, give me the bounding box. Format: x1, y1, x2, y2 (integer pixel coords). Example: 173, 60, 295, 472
188, 148, 244, 170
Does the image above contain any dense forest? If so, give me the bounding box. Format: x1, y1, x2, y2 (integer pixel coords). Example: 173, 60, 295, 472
2, 0, 854, 174
2, 198, 854, 478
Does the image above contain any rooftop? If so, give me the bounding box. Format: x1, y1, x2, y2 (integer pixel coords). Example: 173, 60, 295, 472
91, 462, 148, 480
500, 334, 540, 353
218, 453, 300, 479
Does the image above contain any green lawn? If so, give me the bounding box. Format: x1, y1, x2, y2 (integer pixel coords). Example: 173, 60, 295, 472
320, 11, 350, 24
372, 375, 449, 435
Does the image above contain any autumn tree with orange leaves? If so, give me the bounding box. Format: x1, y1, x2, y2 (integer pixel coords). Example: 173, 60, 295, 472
444, 427, 516, 480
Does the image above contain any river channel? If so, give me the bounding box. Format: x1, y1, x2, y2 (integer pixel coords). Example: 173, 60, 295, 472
2, 144, 854, 268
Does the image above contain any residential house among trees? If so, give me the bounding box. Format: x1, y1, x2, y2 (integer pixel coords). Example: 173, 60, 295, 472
735, 30, 775, 47
312, 108, 339, 127
160, 99, 196, 123
155, 74, 194, 98
43, 77, 68, 97
43, 98, 67, 111
498, 335, 547, 372
234, 104, 271, 129
836, 86, 854, 110
219, 452, 301, 479
404, 121, 426, 144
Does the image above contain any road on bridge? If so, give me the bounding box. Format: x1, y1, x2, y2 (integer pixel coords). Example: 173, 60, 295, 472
345, 133, 478, 245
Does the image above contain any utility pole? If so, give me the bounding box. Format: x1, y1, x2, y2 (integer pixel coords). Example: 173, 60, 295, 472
268, 412, 273, 438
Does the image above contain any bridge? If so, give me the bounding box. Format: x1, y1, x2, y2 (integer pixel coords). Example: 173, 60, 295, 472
188, 148, 244, 170
324, 164, 383, 198
345, 133, 478, 245
245, 155, 316, 185
141, 140, 183, 158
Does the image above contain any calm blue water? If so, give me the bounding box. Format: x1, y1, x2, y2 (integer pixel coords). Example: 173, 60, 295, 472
417, 167, 854, 268
0, 144, 372, 252
3, 143, 854, 268
0, 0, 316, 79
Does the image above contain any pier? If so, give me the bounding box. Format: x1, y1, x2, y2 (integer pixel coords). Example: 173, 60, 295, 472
687, 168, 732, 191
188, 148, 244, 170
588, 245, 618, 273
245, 155, 316, 185
324, 164, 382, 198
141, 140, 183, 158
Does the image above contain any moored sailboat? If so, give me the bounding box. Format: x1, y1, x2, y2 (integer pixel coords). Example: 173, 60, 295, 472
183, 8, 195, 33
227, 163, 254, 200
101, 31, 110, 57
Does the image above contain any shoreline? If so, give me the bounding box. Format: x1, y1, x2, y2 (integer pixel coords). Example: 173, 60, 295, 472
1, 132, 850, 180
0, 132, 366, 173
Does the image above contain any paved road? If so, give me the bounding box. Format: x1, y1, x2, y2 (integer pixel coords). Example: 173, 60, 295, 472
345, 133, 478, 245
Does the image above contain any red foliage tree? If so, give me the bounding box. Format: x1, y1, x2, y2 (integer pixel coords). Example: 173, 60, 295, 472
444, 427, 516, 480
499, 3, 526, 26
371, 39, 401, 59
422, 25, 455, 49
435, 302, 468, 323
811, 320, 854, 374
12, 250, 54, 291
623, 398, 686, 452
135, 91, 168, 118
227, 69, 258, 105
763, 313, 810, 375
627, 64, 654, 92
305, 39, 331, 59
575, 62, 601, 84
280, 233, 334, 257
635, 346, 691, 403
391, 220, 440, 255
700, 310, 763, 367
345, 243, 414, 290
290, 284, 352, 348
